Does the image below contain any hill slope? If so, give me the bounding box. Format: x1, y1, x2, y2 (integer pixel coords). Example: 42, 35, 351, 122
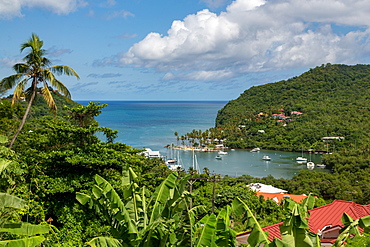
216, 64, 370, 151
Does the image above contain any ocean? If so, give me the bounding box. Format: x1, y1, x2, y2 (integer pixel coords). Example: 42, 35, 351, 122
77, 101, 327, 179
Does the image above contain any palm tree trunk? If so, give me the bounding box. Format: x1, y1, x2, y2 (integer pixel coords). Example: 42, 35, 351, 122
8, 82, 37, 149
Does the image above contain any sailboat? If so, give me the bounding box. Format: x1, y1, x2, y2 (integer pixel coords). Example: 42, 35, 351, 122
296, 147, 307, 162
306, 151, 314, 170
192, 149, 201, 174
166, 149, 184, 171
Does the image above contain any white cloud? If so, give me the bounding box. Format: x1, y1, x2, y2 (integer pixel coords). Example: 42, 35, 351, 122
113, 0, 370, 82
0, 0, 87, 19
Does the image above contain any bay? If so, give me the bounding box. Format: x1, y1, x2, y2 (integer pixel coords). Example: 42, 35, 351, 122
78, 100, 329, 179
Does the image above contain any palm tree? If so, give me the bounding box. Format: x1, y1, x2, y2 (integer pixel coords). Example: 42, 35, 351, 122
0, 33, 79, 148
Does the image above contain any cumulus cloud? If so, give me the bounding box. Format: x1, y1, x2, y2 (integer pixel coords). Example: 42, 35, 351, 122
104, 0, 370, 82
0, 0, 87, 19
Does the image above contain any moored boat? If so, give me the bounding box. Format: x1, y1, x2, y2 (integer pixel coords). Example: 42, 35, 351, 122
250, 147, 260, 152
262, 155, 271, 161
307, 162, 315, 170
296, 157, 307, 162
218, 150, 228, 155
215, 155, 222, 160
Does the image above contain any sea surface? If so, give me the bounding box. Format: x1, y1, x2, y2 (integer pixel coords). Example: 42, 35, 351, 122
78, 101, 328, 179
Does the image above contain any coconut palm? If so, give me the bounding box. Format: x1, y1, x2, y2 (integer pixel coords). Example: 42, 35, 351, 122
0, 33, 79, 148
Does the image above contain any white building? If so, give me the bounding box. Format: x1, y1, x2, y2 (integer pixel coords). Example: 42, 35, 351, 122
140, 148, 161, 158
248, 183, 288, 193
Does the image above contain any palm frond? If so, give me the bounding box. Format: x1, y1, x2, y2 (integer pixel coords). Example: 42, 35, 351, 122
12, 63, 30, 74
41, 84, 57, 113
43, 70, 72, 99
11, 79, 29, 105
20, 33, 43, 53
20, 33, 51, 67
0, 74, 26, 91
48, 65, 80, 79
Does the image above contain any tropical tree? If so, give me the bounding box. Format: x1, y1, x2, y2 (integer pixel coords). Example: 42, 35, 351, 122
77, 169, 238, 246
0, 135, 51, 246
0, 33, 79, 148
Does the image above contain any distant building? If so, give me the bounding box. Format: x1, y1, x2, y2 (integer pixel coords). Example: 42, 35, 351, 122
248, 183, 288, 194
139, 148, 161, 158
322, 137, 345, 141
291, 111, 303, 115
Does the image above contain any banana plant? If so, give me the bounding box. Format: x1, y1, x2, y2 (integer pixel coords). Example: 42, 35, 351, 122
232, 194, 320, 247
0, 193, 50, 246
333, 213, 370, 247
0, 135, 51, 246
77, 169, 240, 247
77, 169, 194, 246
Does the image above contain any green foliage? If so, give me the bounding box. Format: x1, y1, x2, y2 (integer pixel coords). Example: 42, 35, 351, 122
2, 103, 151, 245
214, 64, 370, 152
0, 33, 79, 148
0, 153, 50, 247
77, 171, 241, 247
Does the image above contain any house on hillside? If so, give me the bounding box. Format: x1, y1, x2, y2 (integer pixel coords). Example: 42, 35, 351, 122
322, 136, 345, 142
256, 192, 309, 204
291, 111, 303, 115
236, 200, 370, 246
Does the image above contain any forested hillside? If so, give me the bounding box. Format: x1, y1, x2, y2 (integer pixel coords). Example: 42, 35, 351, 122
2, 64, 370, 245
216, 63, 370, 152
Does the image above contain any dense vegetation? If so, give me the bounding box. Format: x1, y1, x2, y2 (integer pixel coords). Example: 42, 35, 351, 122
175, 64, 370, 205
216, 63, 370, 152
0, 38, 370, 247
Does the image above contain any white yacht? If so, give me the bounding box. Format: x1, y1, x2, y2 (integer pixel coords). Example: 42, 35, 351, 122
296, 157, 308, 162
262, 155, 271, 161
307, 162, 315, 170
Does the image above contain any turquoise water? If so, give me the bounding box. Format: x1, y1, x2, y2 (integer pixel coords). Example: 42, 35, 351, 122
78, 101, 329, 179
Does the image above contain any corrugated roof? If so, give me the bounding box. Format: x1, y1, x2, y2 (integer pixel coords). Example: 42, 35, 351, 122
237, 200, 370, 243
308, 200, 370, 232
264, 222, 283, 241
256, 192, 308, 203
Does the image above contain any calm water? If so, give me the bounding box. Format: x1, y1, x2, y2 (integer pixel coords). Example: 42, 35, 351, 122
78, 101, 328, 179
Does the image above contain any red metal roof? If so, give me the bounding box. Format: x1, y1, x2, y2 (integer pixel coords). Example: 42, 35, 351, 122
237, 200, 370, 242
264, 222, 283, 241
308, 200, 370, 233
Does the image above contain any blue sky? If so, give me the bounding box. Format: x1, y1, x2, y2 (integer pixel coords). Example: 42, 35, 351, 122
1, 0, 370, 101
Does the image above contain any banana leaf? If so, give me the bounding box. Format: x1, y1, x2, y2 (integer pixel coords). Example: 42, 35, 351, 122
86, 237, 122, 247
0, 193, 25, 209
0, 236, 45, 247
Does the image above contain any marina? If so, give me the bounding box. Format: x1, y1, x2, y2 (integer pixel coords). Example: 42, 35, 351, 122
87, 101, 330, 179
162, 148, 328, 179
